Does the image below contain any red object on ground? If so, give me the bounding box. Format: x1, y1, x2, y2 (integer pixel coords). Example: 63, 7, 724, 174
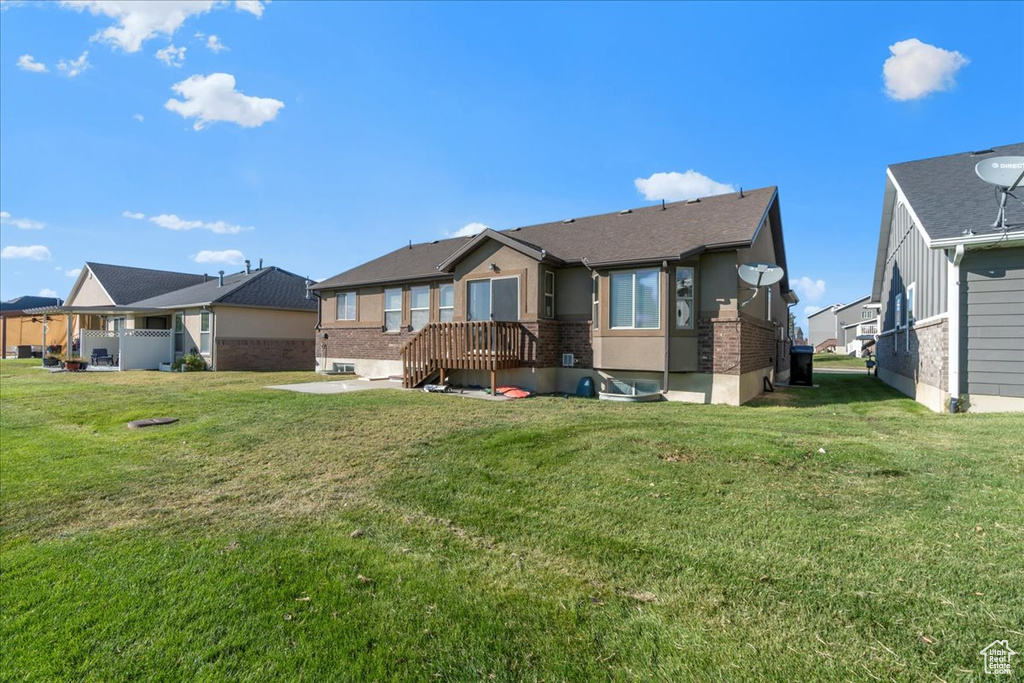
495, 386, 532, 399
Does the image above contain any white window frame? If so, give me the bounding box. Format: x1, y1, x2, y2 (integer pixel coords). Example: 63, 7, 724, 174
384, 288, 402, 332
675, 266, 695, 330
173, 312, 184, 356
200, 311, 211, 355
610, 268, 660, 330
592, 276, 599, 330
905, 282, 916, 352
439, 284, 454, 323
336, 291, 356, 321
410, 285, 430, 331
110, 316, 125, 333
543, 271, 556, 319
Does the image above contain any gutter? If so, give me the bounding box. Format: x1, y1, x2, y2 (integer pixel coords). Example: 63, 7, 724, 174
929, 231, 1024, 249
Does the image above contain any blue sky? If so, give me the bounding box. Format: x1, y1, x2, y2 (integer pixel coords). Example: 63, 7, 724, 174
1, 1, 1021, 333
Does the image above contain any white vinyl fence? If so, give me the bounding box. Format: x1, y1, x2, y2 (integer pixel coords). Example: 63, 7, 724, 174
79, 328, 172, 370
80, 330, 119, 364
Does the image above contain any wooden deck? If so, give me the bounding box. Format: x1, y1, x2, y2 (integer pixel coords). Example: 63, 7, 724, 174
400, 321, 524, 390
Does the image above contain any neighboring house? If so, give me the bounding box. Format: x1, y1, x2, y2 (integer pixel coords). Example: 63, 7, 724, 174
25, 261, 317, 371
807, 296, 878, 356
870, 142, 1024, 413
1, 296, 67, 357
312, 186, 798, 405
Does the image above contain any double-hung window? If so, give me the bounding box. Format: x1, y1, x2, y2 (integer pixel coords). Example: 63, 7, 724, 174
384, 288, 402, 332
336, 292, 356, 321
610, 269, 660, 329
200, 311, 211, 354
905, 283, 916, 351
592, 277, 599, 330
543, 271, 556, 319
439, 284, 454, 322
410, 286, 429, 331
675, 267, 694, 330
173, 313, 184, 355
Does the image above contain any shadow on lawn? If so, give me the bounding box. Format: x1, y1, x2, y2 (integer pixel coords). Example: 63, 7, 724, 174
749, 373, 914, 409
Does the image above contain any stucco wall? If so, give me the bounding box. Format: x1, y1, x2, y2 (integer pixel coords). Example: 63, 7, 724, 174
214, 306, 315, 339
67, 270, 113, 307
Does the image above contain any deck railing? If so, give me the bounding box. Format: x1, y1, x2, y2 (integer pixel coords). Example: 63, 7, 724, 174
400, 321, 524, 389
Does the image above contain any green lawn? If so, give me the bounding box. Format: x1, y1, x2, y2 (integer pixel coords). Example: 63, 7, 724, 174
812, 354, 874, 370
1, 360, 1021, 681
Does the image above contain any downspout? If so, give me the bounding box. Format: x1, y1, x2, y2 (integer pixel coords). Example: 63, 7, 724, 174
947, 244, 965, 412
310, 287, 327, 372
662, 260, 670, 394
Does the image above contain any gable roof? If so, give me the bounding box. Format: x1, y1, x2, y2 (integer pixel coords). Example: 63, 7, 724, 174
0, 295, 61, 313
315, 186, 782, 290
888, 142, 1024, 242
129, 267, 317, 311
85, 262, 208, 305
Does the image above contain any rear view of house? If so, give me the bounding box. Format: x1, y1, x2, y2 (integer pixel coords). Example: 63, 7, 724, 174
28, 261, 317, 371
871, 143, 1024, 412
312, 187, 798, 405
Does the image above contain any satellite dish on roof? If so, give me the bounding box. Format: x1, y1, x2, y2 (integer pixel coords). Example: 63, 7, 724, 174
737, 262, 784, 307
975, 156, 1024, 230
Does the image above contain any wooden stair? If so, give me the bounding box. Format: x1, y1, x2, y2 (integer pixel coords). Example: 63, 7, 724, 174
400, 321, 524, 391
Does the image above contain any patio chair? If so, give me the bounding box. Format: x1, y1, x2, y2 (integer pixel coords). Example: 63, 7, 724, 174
91, 348, 115, 366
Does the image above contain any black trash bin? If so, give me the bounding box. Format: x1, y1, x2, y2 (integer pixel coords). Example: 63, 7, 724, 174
790, 345, 814, 386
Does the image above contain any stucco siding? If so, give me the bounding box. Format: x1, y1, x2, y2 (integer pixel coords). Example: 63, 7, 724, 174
68, 271, 114, 307
960, 247, 1024, 400
214, 306, 315, 339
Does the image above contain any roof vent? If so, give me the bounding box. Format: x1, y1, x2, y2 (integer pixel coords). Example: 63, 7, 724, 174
970, 149, 995, 155
430, 240, 439, 244
244, 259, 251, 274
562, 218, 575, 224
218, 270, 225, 287
619, 209, 632, 215
686, 198, 701, 204
510, 227, 522, 231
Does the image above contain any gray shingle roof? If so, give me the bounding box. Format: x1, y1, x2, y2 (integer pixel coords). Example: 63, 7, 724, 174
0, 295, 61, 313
889, 142, 1024, 241
86, 262, 208, 305
315, 186, 779, 290
128, 267, 317, 311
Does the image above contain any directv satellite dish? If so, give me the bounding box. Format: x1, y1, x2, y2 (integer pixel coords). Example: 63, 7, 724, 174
975, 156, 1024, 230
738, 262, 784, 307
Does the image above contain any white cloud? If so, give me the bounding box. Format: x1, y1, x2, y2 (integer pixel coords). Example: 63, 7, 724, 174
155, 44, 186, 67
132, 113, 144, 122
192, 249, 244, 265
803, 305, 823, 318
65, 267, 83, 277
792, 276, 826, 305
39, 288, 59, 298
122, 210, 146, 219
60, 0, 218, 53
57, 51, 90, 77
17, 54, 48, 72
634, 170, 736, 202
206, 34, 227, 52
883, 38, 968, 101
0, 211, 45, 230
2, 245, 52, 260
165, 73, 284, 130
149, 213, 253, 234
449, 222, 489, 238
235, 0, 265, 18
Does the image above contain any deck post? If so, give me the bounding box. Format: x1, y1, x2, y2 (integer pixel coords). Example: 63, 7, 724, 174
490, 368, 496, 397
439, 367, 446, 385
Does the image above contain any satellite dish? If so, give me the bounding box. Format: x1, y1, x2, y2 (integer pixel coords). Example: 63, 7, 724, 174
737, 262, 784, 307
975, 156, 1024, 230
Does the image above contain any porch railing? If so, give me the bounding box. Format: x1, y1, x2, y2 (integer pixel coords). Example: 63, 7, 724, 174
400, 321, 525, 389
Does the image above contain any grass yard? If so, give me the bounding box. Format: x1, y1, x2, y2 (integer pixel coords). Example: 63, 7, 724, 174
1, 360, 1022, 681
811, 354, 874, 370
